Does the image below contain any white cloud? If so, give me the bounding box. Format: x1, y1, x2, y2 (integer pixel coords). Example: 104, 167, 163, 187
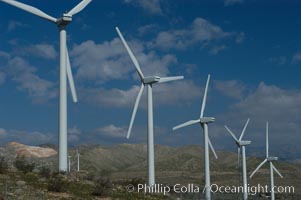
5, 57, 57, 103
0, 128, 7, 139
124, 0, 162, 14
79, 80, 201, 108
209, 45, 226, 55
214, 80, 246, 99
68, 126, 82, 143
16, 43, 57, 60
0, 72, 5, 86
269, 56, 287, 65
0, 128, 55, 145
292, 52, 301, 64
96, 124, 127, 138
224, 0, 244, 6
213, 82, 301, 154
151, 18, 237, 51
7, 20, 27, 32
71, 39, 177, 83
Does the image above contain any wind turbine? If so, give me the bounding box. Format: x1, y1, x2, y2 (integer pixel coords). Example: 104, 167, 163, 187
68, 155, 72, 173
115, 27, 184, 186
173, 74, 218, 200
225, 118, 251, 200
250, 122, 283, 200
0, 0, 92, 172
76, 148, 80, 171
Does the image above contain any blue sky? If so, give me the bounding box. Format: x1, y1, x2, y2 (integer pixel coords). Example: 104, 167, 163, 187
0, 0, 300, 161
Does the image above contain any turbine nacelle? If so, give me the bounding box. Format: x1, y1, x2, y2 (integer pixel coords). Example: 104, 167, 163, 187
200, 117, 215, 123
143, 76, 160, 84
237, 140, 251, 146
57, 14, 72, 26
267, 157, 278, 161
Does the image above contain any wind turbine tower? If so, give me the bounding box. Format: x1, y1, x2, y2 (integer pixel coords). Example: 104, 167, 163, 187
225, 118, 251, 200
116, 27, 184, 186
68, 155, 71, 173
173, 74, 218, 200
0, 0, 92, 172
250, 122, 283, 200
76, 149, 80, 171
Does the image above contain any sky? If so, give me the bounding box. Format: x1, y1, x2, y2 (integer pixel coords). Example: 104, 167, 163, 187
0, 0, 300, 161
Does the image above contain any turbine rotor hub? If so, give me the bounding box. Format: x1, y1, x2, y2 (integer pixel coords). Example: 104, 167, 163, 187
238, 140, 251, 146
57, 14, 72, 26
267, 157, 278, 161
200, 117, 215, 123
143, 76, 160, 84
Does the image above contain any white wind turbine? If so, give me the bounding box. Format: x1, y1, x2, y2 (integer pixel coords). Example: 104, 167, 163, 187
115, 27, 184, 186
225, 118, 251, 200
250, 122, 283, 200
173, 74, 218, 200
0, 0, 92, 172
68, 155, 72, 173
76, 148, 80, 171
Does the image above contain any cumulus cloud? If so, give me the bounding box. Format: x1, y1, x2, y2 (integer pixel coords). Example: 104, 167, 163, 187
269, 56, 287, 65
209, 45, 226, 55
0, 128, 7, 139
214, 80, 246, 99
7, 20, 27, 32
224, 0, 244, 6
68, 126, 82, 143
95, 124, 127, 138
150, 18, 240, 52
124, 0, 163, 14
0, 128, 55, 145
0, 72, 5, 86
71, 38, 177, 83
16, 43, 57, 60
79, 80, 201, 108
292, 52, 301, 64
5, 57, 57, 103
212, 82, 301, 159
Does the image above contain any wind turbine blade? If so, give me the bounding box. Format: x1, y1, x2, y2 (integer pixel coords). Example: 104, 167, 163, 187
172, 119, 201, 131
66, 47, 78, 103
249, 159, 268, 178
67, 0, 92, 16
127, 83, 145, 139
200, 74, 210, 118
115, 27, 144, 80
208, 138, 218, 159
237, 147, 241, 168
225, 125, 239, 142
239, 118, 250, 141
272, 163, 283, 178
266, 122, 269, 158
0, 0, 57, 23
158, 76, 184, 83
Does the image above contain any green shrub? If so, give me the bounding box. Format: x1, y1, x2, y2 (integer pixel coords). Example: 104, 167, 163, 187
14, 156, 35, 174
91, 177, 112, 196
47, 173, 67, 192
0, 156, 8, 174
39, 166, 51, 178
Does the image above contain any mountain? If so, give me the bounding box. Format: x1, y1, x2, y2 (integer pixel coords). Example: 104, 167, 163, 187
1, 142, 57, 158
1, 142, 300, 194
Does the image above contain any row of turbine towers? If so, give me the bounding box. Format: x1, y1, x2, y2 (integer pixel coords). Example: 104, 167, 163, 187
117, 25, 284, 200
0, 1, 283, 200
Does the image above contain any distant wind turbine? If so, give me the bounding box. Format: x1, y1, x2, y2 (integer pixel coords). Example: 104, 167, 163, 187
173, 74, 217, 200
250, 122, 283, 200
115, 27, 184, 186
0, 0, 92, 172
76, 149, 80, 171
68, 155, 72, 173
225, 118, 251, 200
